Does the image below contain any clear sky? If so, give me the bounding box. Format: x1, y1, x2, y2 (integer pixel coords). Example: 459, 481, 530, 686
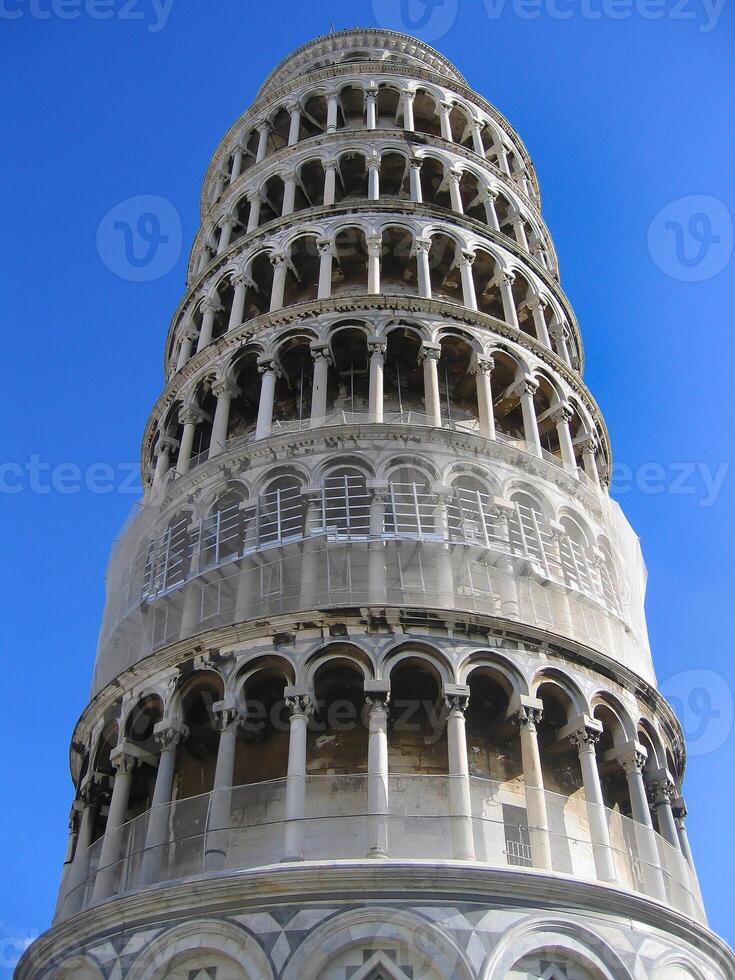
1, 0, 733, 968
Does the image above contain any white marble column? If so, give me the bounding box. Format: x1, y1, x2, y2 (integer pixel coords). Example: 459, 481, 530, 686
317, 238, 333, 299
367, 153, 381, 200
176, 407, 202, 476
204, 701, 242, 872
551, 322, 572, 366
269, 253, 288, 311
448, 169, 464, 214
511, 213, 529, 251
472, 357, 495, 438
471, 120, 486, 157
517, 701, 552, 870
283, 692, 312, 860
255, 121, 270, 163
323, 160, 337, 207
420, 345, 442, 426
368, 341, 386, 422
415, 238, 432, 298
255, 359, 278, 439
499, 273, 520, 329
217, 218, 235, 254
402, 90, 415, 131
367, 235, 382, 294
527, 296, 552, 347
210, 379, 239, 457
614, 744, 668, 902
409, 157, 423, 203
490, 499, 521, 620
246, 192, 261, 233
580, 436, 601, 488
141, 721, 187, 885
310, 347, 331, 427
439, 100, 453, 140
152, 436, 177, 488
212, 168, 227, 202
366, 686, 391, 857
287, 101, 301, 145
483, 189, 501, 231
368, 487, 388, 601
230, 143, 244, 182
227, 275, 249, 332
196, 298, 221, 352
445, 690, 476, 861
565, 720, 617, 882
459, 251, 477, 310
176, 329, 197, 370
518, 380, 542, 458
326, 91, 339, 134
61, 781, 99, 915
92, 750, 137, 901
552, 405, 579, 475
282, 170, 297, 216
366, 86, 378, 130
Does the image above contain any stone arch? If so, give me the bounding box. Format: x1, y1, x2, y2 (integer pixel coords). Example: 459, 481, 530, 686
381, 640, 455, 685
483, 918, 634, 980
127, 919, 274, 980
303, 641, 376, 687
282, 906, 474, 980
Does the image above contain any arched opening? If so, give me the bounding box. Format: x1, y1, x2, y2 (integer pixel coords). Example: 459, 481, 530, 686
259, 474, 305, 545
298, 158, 325, 209
308, 659, 368, 774
321, 466, 371, 537
261, 174, 285, 223
385, 465, 432, 536
273, 336, 314, 426
283, 235, 320, 307
302, 92, 328, 135
201, 486, 248, 568
232, 196, 252, 243
413, 89, 441, 137
428, 233, 462, 303
472, 249, 504, 320
125, 695, 164, 818
376, 84, 401, 128
234, 666, 290, 784
330, 326, 369, 416
90, 722, 118, 844
190, 380, 216, 465
381, 226, 418, 295
594, 702, 632, 816
174, 673, 224, 800
335, 151, 368, 201
495, 190, 515, 238
268, 106, 290, 154
513, 270, 536, 338
438, 334, 478, 430
384, 327, 423, 417
238, 129, 260, 174
245, 252, 274, 319
459, 170, 485, 221
388, 659, 448, 772
380, 152, 410, 198
448, 104, 472, 146
536, 681, 583, 799
420, 157, 450, 209
338, 85, 366, 129
333, 227, 368, 295
465, 667, 519, 782
491, 352, 525, 443
227, 351, 262, 443
534, 376, 562, 463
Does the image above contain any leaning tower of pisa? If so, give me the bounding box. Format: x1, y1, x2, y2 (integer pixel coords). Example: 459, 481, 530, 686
20, 28, 734, 980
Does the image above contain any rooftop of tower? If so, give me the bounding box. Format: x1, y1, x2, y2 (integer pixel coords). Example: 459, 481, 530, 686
257, 28, 467, 98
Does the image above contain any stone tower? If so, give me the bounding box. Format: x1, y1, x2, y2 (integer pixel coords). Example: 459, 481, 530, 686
20, 28, 734, 980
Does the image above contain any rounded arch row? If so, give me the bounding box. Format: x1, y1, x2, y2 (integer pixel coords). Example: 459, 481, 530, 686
202, 74, 537, 216
170, 219, 579, 379
194, 140, 555, 276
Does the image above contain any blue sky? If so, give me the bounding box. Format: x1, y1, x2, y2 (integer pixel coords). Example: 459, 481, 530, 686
1, 0, 733, 966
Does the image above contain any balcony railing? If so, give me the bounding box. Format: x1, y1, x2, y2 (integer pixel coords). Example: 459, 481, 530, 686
57, 775, 703, 924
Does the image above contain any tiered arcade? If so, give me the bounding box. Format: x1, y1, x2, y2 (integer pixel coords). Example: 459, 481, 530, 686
20, 29, 734, 980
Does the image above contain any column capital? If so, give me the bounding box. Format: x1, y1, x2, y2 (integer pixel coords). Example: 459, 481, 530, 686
501, 271, 516, 287
579, 433, 600, 455
513, 377, 538, 399
409, 155, 423, 169
366, 151, 381, 171
526, 293, 548, 312
257, 356, 280, 377
549, 403, 574, 426
368, 339, 387, 357
414, 236, 431, 255
471, 356, 495, 377
605, 739, 649, 774
448, 167, 463, 183
212, 697, 243, 733
514, 695, 544, 731
284, 692, 313, 718
201, 297, 222, 314
109, 748, 137, 775
212, 378, 240, 400
402, 89, 416, 103
270, 251, 287, 268
482, 187, 500, 203
179, 326, 200, 343
282, 168, 298, 183
648, 777, 676, 807
671, 795, 688, 820
284, 98, 300, 114
460, 249, 476, 266
443, 684, 471, 716
419, 344, 441, 363
310, 344, 332, 364
366, 234, 383, 255
179, 405, 205, 426
156, 434, 180, 455
317, 236, 334, 255
153, 719, 188, 751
